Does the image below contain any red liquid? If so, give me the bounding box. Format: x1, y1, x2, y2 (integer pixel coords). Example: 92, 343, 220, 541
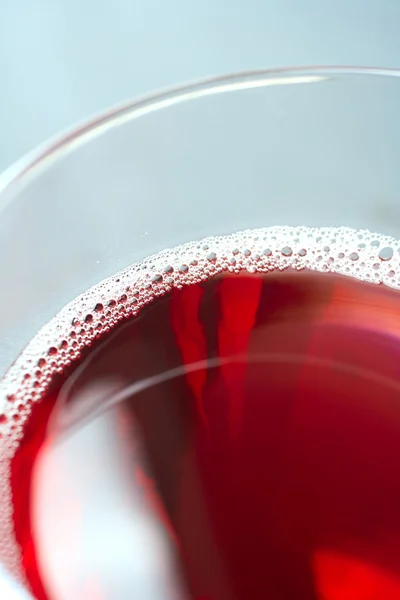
8, 268, 400, 600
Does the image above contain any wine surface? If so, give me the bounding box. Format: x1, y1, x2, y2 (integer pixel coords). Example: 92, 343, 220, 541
1, 226, 400, 599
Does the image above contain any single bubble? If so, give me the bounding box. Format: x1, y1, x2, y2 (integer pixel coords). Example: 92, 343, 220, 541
243, 249, 251, 257
298, 248, 307, 257
379, 246, 393, 261
84, 314, 93, 324
179, 264, 189, 273
6, 395, 15, 403
207, 252, 217, 262
108, 299, 116, 307
94, 303, 104, 312
163, 265, 174, 274
281, 246, 293, 257
349, 252, 359, 261
38, 358, 46, 368
0, 415, 7, 425
118, 294, 128, 303
263, 248, 272, 256
371, 240, 380, 248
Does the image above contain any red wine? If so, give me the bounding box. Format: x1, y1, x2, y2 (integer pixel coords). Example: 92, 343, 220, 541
1, 226, 400, 599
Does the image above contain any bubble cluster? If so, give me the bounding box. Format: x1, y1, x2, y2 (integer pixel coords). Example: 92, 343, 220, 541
1, 224, 400, 583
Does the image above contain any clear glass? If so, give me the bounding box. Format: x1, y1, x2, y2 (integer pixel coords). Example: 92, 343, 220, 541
0, 66, 400, 598
1, 67, 400, 380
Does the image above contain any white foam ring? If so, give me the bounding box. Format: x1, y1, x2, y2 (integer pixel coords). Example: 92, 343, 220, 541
1, 225, 400, 586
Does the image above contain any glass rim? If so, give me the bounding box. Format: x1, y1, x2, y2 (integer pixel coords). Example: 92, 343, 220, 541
0, 65, 399, 211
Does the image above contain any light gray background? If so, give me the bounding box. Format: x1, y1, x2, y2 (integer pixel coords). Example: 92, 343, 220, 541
1, 3, 400, 599
1, 0, 399, 172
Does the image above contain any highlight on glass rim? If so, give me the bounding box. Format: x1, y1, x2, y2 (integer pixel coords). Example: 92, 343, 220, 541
1, 67, 400, 600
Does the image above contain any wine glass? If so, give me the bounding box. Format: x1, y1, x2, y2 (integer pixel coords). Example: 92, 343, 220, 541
0, 67, 400, 600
